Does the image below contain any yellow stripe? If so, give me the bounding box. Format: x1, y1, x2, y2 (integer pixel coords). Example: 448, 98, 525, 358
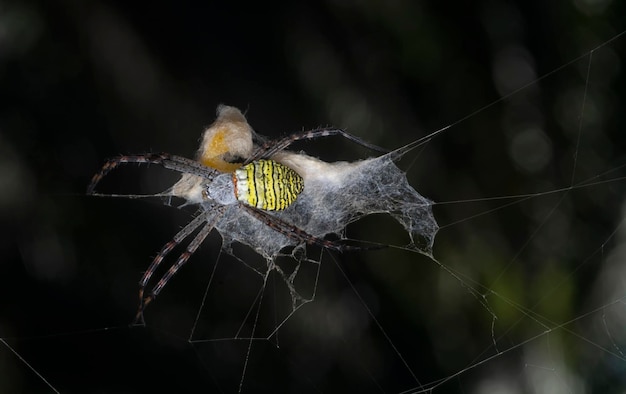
246, 162, 257, 207
263, 160, 276, 210
276, 163, 286, 210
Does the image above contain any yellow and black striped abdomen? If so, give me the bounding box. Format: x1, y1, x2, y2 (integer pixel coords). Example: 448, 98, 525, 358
234, 159, 304, 211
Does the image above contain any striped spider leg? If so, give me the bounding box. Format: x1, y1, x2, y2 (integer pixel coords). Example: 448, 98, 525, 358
88, 153, 223, 323
87, 152, 220, 195
245, 127, 387, 163
243, 206, 345, 252
133, 208, 223, 324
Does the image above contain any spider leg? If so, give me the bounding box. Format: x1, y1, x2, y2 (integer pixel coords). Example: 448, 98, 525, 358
137, 212, 206, 296
246, 128, 387, 163
87, 153, 218, 194
243, 205, 360, 252
134, 209, 223, 324
132, 211, 208, 325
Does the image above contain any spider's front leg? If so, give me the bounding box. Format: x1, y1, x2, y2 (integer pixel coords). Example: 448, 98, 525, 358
87, 152, 219, 195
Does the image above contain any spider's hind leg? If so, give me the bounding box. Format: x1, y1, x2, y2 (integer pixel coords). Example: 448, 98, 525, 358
247, 128, 387, 163
243, 205, 381, 253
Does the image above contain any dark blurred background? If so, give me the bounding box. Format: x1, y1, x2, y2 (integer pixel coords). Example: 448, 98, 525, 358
1, 1, 625, 393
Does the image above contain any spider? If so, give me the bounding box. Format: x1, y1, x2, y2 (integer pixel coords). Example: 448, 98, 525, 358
88, 105, 385, 324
